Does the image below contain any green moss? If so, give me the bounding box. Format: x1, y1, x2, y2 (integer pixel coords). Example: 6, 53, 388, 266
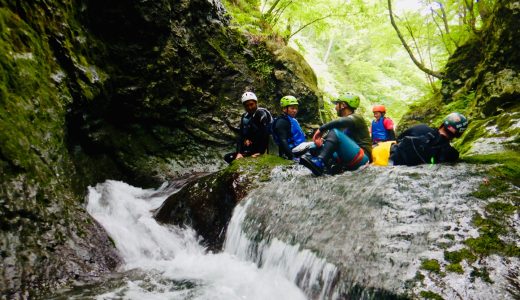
207, 38, 237, 70
419, 290, 444, 300
462, 151, 520, 186
486, 201, 516, 215
445, 263, 464, 274
420, 259, 441, 274
444, 248, 476, 264
231, 154, 292, 175
471, 177, 510, 199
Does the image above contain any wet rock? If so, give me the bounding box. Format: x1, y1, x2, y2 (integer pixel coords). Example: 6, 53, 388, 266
153, 155, 292, 250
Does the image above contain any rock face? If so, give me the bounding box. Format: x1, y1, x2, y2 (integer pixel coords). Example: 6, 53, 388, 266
74, 0, 322, 185
0, 0, 322, 297
441, 0, 520, 117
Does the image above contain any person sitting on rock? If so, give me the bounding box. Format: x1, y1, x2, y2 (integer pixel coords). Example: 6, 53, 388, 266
224, 92, 273, 164
299, 92, 372, 176
272, 95, 307, 160
370, 104, 396, 145
371, 112, 469, 166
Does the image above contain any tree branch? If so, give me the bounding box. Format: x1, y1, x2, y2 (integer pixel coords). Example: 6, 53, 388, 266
288, 14, 335, 39
387, 0, 444, 79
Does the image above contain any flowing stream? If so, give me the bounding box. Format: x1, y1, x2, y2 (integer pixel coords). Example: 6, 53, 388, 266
64, 180, 307, 299
53, 163, 519, 299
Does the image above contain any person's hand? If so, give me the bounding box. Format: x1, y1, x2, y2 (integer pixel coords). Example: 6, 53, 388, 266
244, 139, 252, 147
236, 153, 244, 160
251, 153, 261, 158
313, 129, 323, 148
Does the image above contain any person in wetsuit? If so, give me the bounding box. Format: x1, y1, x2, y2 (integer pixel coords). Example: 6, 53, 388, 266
388, 112, 469, 166
224, 92, 273, 164
272, 95, 306, 160
370, 104, 396, 145
300, 92, 372, 176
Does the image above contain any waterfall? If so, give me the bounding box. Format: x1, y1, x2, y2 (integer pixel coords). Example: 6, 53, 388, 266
80, 180, 307, 300
224, 199, 339, 299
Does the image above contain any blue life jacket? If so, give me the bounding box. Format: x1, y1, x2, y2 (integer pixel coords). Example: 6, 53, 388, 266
371, 117, 388, 142
272, 115, 306, 149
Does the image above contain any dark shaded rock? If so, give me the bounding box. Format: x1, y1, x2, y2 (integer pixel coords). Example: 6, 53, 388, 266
68, 0, 323, 186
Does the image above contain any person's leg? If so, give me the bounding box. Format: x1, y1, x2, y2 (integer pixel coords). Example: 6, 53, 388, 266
300, 131, 340, 176
332, 129, 369, 170
317, 131, 339, 162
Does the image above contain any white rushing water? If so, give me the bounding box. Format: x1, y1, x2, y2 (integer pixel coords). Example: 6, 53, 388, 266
86, 180, 307, 300
224, 200, 339, 299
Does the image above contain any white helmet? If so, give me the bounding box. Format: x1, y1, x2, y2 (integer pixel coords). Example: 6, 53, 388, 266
241, 92, 258, 103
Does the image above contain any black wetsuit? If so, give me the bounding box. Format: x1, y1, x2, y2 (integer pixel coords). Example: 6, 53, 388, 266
389, 124, 459, 166
273, 116, 294, 159
224, 107, 272, 164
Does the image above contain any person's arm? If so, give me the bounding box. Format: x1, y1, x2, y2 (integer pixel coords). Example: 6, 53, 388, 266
274, 118, 293, 159
253, 109, 271, 154
319, 116, 356, 132
383, 118, 396, 141
439, 145, 459, 163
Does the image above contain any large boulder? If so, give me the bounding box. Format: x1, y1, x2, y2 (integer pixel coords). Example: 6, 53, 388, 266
154, 155, 293, 251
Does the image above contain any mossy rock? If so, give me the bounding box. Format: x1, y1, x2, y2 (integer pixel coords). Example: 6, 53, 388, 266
154, 155, 292, 250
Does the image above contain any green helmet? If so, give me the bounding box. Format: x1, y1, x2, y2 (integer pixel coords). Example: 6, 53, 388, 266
442, 112, 468, 137
280, 95, 299, 108
334, 92, 360, 109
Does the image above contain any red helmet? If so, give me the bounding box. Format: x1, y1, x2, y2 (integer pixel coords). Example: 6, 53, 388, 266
372, 105, 386, 113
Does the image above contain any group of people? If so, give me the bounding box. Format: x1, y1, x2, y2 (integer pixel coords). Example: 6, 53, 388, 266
224, 91, 469, 176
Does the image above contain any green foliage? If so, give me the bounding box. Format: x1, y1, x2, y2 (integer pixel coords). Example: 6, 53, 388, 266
222, 0, 266, 35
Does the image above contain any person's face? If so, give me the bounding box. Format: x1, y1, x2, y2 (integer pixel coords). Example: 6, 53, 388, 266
283, 105, 299, 118
439, 125, 458, 140
445, 125, 459, 139
243, 100, 257, 114
335, 102, 347, 117
373, 111, 382, 120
